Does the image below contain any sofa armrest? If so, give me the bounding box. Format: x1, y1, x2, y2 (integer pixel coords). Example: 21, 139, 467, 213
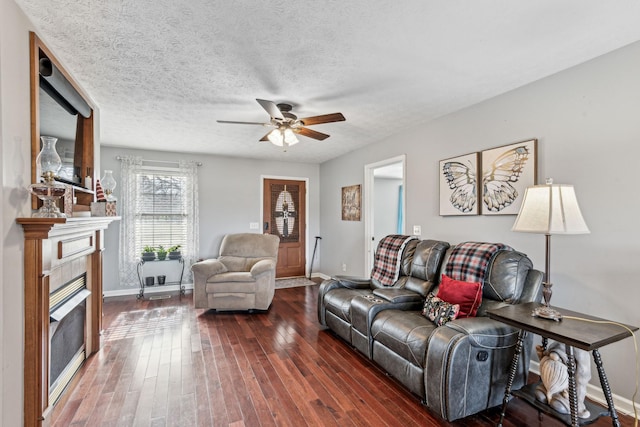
191, 259, 227, 279
250, 259, 276, 277
518, 269, 544, 304
424, 315, 534, 421
317, 276, 369, 326
372, 288, 423, 304
332, 275, 372, 289
442, 317, 521, 348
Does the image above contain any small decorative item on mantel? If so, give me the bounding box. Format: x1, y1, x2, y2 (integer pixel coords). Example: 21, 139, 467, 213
101, 170, 117, 201
90, 200, 117, 216
28, 136, 67, 218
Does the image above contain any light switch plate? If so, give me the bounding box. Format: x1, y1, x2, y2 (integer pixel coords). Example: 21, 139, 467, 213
249, 222, 259, 230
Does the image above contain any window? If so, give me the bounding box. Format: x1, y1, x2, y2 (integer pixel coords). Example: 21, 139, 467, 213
136, 171, 188, 255
119, 156, 199, 288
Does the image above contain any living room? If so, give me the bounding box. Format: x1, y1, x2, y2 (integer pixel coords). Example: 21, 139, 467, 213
2, 1, 640, 426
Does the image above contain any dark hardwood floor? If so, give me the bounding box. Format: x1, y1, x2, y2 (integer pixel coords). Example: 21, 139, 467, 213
51, 284, 636, 426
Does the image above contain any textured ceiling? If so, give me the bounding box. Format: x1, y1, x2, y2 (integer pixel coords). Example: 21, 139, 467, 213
16, 0, 640, 163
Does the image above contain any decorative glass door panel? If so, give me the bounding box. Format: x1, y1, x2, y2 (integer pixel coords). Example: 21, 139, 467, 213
263, 179, 306, 278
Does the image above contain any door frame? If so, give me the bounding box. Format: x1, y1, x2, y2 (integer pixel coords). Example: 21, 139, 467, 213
260, 175, 310, 277
363, 154, 406, 274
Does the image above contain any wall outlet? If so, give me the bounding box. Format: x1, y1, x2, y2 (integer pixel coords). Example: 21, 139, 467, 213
342, 263, 347, 272
249, 222, 259, 230
413, 225, 422, 236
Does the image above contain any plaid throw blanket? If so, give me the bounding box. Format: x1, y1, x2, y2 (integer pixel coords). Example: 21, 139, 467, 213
444, 242, 511, 284
371, 235, 417, 286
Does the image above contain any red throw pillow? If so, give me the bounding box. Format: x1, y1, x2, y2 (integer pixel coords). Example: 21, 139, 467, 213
437, 274, 482, 318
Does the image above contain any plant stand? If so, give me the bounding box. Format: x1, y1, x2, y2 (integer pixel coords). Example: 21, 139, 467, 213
136, 257, 185, 299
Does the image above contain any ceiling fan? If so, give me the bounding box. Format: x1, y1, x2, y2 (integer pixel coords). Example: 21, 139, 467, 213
217, 99, 345, 148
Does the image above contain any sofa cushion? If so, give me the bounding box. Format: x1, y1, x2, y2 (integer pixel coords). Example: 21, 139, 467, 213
371, 310, 436, 368
205, 279, 257, 294
422, 293, 459, 326
482, 250, 532, 304
437, 274, 482, 318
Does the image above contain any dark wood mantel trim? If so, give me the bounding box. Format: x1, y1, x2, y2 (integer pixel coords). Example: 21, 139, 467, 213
17, 216, 119, 427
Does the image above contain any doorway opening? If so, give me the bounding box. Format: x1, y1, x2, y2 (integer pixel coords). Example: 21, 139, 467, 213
364, 155, 406, 274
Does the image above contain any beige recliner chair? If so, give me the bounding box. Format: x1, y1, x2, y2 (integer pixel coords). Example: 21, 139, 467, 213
192, 233, 280, 311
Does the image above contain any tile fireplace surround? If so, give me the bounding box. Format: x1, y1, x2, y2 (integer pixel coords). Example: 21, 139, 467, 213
17, 217, 119, 427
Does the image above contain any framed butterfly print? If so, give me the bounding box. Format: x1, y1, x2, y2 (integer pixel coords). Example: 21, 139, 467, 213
439, 152, 480, 216
481, 138, 537, 215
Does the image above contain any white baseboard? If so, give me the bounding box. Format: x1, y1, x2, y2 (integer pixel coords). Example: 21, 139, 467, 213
529, 361, 638, 417
103, 283, 194, 298
311, 272, 330, 280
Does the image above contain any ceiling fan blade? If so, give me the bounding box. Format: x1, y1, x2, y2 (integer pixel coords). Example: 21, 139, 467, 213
217, 120, 270, 126
259, 131, 271, 142
256, 99, 285, 120
295, 127, 330, 141
299, 112, 345, 126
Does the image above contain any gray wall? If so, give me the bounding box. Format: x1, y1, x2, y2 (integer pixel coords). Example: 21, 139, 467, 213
320, 41, 640, 406
100, 145, 320, 294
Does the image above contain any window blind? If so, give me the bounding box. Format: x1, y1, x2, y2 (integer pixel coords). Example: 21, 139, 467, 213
135, 170, 188, 254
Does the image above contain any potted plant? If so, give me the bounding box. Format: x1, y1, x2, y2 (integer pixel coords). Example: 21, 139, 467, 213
156, 245, 167, 261
141, 245, 156, 261
168, 244, 182, 260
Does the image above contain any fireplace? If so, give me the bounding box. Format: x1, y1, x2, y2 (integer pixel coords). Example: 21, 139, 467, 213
49, 274, 90, 404
18, 217, 118, 427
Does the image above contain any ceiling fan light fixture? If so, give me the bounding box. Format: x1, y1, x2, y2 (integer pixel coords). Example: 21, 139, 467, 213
267, 129, 284, 146
267, 127, 299, 147
283, 128, 299, 145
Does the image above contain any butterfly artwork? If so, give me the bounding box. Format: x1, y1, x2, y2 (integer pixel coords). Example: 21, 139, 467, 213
439, 152, 480, 216
481, 139, 537, 215
439, 139, 537, 216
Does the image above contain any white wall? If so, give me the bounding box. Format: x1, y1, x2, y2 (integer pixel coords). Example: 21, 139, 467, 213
1, 1, 38, 424
374, 177, 401, 238
100, 145, 320, 294
1, 3, 102, 423
320, 40, 640, 407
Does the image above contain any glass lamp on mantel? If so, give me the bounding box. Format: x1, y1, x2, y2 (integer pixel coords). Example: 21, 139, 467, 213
101, 170, 117, 201
28, 136, 67, 218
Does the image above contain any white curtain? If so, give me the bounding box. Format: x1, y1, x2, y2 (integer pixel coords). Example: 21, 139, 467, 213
119, 155, 144, 288
118, 156, 200, 288
179, 159, 199, 284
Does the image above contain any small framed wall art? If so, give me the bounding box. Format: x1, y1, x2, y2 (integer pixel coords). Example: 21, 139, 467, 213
341, 184, 361, 221
481, 138, 537, 215
439, 152, 480, 216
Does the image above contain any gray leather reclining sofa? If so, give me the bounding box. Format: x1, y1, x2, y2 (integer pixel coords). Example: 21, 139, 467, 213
317, 239, 543, 421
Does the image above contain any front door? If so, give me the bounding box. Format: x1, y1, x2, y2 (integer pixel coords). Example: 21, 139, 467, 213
263, 178, 306, 278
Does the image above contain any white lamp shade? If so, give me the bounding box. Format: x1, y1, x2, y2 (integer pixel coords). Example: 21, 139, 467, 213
267, 129, 284, 146
512, 183, 590, 235
267, 127, 299, 147
283, 128, 299, 145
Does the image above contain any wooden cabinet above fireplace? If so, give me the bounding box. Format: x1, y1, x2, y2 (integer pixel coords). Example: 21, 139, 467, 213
18, 217, 119, 427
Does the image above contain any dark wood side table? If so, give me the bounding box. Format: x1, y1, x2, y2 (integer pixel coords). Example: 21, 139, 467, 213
488, 302, 637, 427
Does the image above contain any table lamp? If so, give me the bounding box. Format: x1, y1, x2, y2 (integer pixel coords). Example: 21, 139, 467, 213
512, 178, 590, 320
